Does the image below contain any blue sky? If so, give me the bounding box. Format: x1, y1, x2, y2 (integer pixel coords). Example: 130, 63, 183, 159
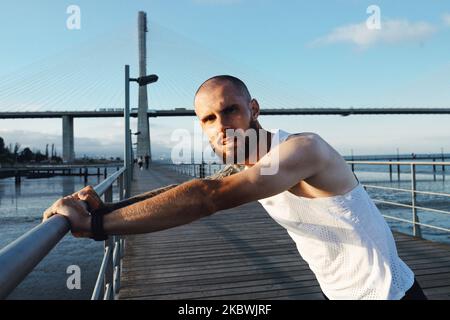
0, 0, 449, 159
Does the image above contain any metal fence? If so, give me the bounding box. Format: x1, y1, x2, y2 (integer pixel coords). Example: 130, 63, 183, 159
166, 161, 450, 238
0, 167, 128, 300
347, 161, 449, 238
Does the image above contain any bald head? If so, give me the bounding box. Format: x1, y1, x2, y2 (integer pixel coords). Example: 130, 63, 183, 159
193, 75, 263, 164
194, 75, 252, 106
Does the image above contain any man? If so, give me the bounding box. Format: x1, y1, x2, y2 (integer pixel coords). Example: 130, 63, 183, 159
137, 156, 144, 171
43, 75, 426, 300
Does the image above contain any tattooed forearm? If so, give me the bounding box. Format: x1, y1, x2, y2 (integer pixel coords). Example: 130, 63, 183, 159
97, 165, 243, 215
97, 184, 179, 214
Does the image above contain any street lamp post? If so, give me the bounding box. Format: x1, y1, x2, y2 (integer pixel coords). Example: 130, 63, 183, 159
124, 66, 132, 198
124, 64, 158, 198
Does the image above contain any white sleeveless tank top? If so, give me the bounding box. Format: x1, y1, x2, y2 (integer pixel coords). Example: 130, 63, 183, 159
257, 130, 415, 300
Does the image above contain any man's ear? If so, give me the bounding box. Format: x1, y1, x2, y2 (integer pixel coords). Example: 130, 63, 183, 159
250, 99, 260, 120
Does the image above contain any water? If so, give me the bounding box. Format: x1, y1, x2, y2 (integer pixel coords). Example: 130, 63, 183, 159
0, 168, 120, 299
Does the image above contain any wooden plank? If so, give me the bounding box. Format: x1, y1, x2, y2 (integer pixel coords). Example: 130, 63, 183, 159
422, 286, 450, 295
122, 265, 315, 286
122, 274, 321, 298
122, 255, 305, 272
124, 282, 324, 300
122, 267, 317, 288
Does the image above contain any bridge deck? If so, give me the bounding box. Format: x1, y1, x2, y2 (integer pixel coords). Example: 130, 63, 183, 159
118, 165, 450, 300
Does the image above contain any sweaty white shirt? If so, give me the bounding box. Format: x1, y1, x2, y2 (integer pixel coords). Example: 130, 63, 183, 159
257, 129, 415, 300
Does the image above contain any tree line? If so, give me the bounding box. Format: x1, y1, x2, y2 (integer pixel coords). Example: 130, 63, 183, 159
0, 137, 62, 164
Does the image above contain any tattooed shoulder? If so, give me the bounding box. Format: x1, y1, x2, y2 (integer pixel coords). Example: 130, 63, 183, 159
205, 164, 245, 180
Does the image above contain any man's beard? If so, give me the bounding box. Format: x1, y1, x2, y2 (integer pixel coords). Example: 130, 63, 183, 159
210, 119, 261, 165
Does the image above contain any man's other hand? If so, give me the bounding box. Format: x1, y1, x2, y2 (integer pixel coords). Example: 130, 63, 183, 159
42, 196, 92, 238
76, 185, 105, 212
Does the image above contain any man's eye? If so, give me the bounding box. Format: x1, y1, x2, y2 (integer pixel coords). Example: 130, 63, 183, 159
225, 106, 237, 114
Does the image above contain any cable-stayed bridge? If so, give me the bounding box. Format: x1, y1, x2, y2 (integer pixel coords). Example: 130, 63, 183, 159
1, 12, 449, 162
1, 107, 450, 119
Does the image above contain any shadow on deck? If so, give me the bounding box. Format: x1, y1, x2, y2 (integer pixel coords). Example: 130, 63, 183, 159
118, 165, 450, 300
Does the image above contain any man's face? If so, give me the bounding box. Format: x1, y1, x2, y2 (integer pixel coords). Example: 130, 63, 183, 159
194, 82, 258, 163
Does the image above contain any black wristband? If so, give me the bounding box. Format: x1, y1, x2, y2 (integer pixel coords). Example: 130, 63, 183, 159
92, 205, 112, 216
82, 200, 111, 216
91, 212, 108, 241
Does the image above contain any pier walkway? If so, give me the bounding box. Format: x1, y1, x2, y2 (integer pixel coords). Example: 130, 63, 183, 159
118, 165, 450, 300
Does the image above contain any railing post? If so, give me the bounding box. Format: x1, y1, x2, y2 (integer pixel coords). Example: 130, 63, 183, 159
120, 238, 125, 259
103, 238, 114, 300
433, 158, 436, 181
15, 171, 21, 185
411, 164, 422, 238
118, 174, 124, 201
113, 236, 121, 298
104, 184, 113, 206
200, 163, 205, 178
389, 160, 392, 182
103, 185, 114, 299
84, 167, 88, 185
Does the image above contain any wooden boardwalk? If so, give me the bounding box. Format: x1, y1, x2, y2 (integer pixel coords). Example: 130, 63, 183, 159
118, 165, 450, 300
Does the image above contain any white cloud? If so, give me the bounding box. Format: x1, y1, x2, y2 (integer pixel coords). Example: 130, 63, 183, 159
443, 13, 450, 26
310, 19, 437, 49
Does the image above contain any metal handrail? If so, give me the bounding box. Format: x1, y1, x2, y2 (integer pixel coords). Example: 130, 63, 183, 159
372, 198, 450, 216
380, 213, 450, 233
91, 236, 124, 300
96, 167, 126, 195
348, 161, 449, 237
91, 246, 112, 300
0, 166, 127, 300
347, 160, 449, 166
90, 167, 127, 300
363, 184, 450, 198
